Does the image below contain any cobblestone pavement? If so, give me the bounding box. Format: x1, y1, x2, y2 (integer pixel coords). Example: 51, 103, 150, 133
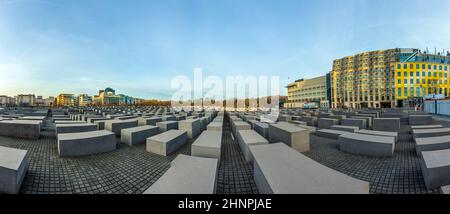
216, 119, 259, 194
0, 118, 448, 194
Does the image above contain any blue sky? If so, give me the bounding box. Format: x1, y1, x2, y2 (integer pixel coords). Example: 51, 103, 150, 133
1, 0, 450, 99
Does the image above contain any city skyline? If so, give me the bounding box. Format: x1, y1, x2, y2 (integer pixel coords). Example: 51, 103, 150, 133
1, 0, 450, 99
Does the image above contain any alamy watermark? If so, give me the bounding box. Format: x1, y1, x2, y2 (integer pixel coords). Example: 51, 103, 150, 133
171, 68, 280, 122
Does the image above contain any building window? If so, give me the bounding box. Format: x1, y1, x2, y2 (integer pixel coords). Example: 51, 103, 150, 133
404, 88, 408, 96
398, 79, 401, 84
445, 66, 448, 71
422, 64, 426, 69
416, 79, 420, 84
404, 79, 407, 84
410, 87, 414, 96
404, 64, 407, 69
410, 72, 413, 76
428, 72, 432, 76
398, 88, 402, 96
422, 79, 426, 84
416, 72, 420, 76
428, 64, 431, 69
397, 72, 401, 76
434, 72, 437, 77
410, 79, 413, 84
416, 87, 421, 96
416, 64, 420, 69
404, 72, 407, 76
410, 64, 414, 69
422, 72, 426, 76
439, 65, 442, 70
434, 65, 437, 70
397, 64, 401, 69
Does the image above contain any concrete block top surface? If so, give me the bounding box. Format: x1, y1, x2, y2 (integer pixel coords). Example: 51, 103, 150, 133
374, 118, 400, 121
421, 149, 450, 169
179, 118, 200, 124
106, 119, 138, 124
250, 143, 369, 194
123, 125, 157, 132
271, 122, 306, 133
413, 128, 450, 134
317, 129, 349, 135
57, 130, 114, 140
415, 135, 450, 146
157, 121, 177, 125
411, 125, 443, 129
0, 145, 27, 170
55, 123, 96, 128
0, 120, 41, 125
238, 130, 269, 144
148, 130, 187, 142
192, 131, 222, 148
144, 154, 218, 194
331, 125, 359, 129
340, 133, 395, 145
357, 129, 398, 137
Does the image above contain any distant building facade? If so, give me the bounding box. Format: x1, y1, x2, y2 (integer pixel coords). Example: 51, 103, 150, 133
93, 87, 137, 105
331, 48, 450, 108
285, 76, 329, 109
56, 94, 76, 106
77, 94, 93, 106
15, 94, 35, 107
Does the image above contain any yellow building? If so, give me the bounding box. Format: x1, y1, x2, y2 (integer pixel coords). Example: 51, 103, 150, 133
331, 48, 450, 108
56, 94, 75, 107
285, 75, 329, 108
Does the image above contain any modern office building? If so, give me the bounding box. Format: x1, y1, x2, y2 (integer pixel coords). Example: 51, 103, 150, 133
56, 94, 76, 106
93, 87, 137, 105
77, 94, 93, 106
15, 94, 36, 107
330, 48, 450, 108
285, 75, 329, 109
0, 95, 15, 107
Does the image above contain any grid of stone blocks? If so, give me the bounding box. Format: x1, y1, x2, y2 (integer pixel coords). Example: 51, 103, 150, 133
0, 118, 449, 194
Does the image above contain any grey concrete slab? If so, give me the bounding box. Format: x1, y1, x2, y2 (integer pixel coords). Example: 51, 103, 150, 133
269, 122, 310, 152
236, 130, 269, 162
415, 135, 450, 154
0, 146, 28, 194
412, 128, 450, 139
351, 116, 372, 129
331, 125, 359, 133
57, 130, 117, 157
105, 119, 139, 136
411, 125, 444, 130
250, 143, 369, 194
420, 149, 450, 190
156, 121, 178, 132
178, 119, 202, 139
318, 118, 339, 129
253, 122, 269, 139
316, 129, 349, 140
121, 125, 160, 146
341, 118, 367, 129
356, 129, 398, 142
138, 117, 162, 126
55, 123, 97, 135
207, 122, 223, 131
338, 133, 395, 157
191, 131, 222, 159
143, 154, 218, 194
373, 118, 400, 131
0, 120, 41, 140
409, 115, 433, 125
146, 130, 188, 156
